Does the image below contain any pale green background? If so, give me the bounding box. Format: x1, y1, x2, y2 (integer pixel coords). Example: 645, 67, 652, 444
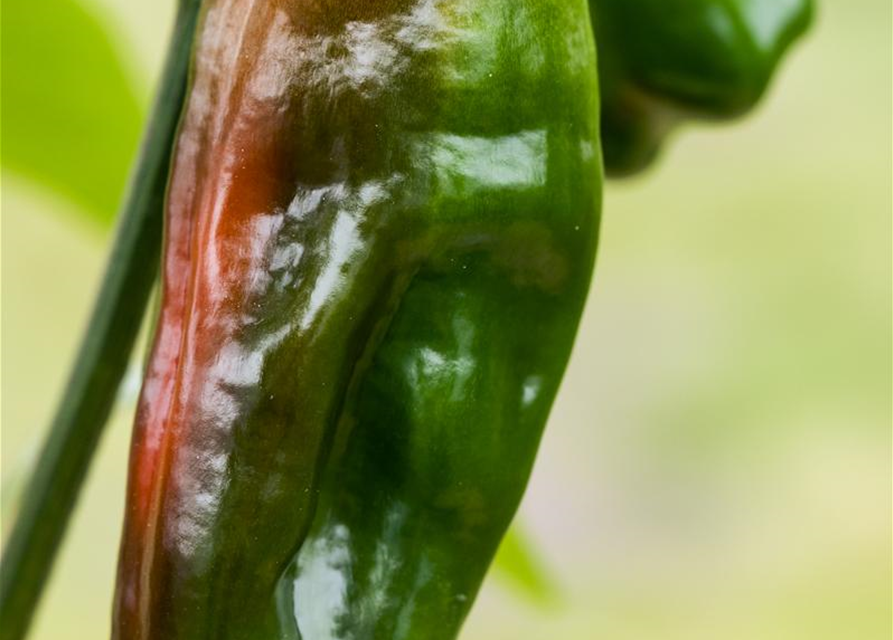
1, 1, 890, 638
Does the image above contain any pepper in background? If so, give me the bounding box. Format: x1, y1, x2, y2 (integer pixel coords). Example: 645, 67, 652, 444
590, 0, 814, 176
112, 1, 601, 638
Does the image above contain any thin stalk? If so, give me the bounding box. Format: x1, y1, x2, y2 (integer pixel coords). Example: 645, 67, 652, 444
0, 3, 201, 639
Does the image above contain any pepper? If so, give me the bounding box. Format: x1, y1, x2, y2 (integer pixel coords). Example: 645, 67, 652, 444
112, 1, 601, 638
590, 0, 813, 176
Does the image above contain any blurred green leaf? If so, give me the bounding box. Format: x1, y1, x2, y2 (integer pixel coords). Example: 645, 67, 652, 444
492, 524, 557, 604
1, 0, 144, 227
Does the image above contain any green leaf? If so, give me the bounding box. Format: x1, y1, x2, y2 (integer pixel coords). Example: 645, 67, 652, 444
1, 0, 144, 227
492, 523, 558, 604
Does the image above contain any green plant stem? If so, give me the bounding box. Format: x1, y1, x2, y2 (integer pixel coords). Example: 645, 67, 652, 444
0, 3, 201, 639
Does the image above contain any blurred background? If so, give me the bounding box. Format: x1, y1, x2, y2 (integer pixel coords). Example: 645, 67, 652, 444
1, 0, 890, 638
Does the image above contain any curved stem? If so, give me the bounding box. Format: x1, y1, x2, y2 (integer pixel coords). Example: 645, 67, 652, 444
0, 3, 201, 639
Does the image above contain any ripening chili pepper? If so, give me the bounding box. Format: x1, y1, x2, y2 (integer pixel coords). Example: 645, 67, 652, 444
113, 1, 601, 638
589, 0, 813, 176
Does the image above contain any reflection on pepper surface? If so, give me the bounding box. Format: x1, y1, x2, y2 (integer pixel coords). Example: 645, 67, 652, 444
113, 0, 601, 638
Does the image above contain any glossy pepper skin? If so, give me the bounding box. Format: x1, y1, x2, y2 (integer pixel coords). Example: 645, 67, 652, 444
590, 0, 813, 176
112, 0, 601, 638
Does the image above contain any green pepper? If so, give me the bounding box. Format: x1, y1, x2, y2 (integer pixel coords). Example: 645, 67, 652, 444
112, 1, 601, 638
112, 0, 814, 637
590, 0, 813, 176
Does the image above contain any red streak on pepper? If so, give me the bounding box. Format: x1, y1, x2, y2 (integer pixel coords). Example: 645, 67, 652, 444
113, 2, 306, 637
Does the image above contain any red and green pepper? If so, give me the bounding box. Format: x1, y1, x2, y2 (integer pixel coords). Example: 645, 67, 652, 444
0, 2, 813, 639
